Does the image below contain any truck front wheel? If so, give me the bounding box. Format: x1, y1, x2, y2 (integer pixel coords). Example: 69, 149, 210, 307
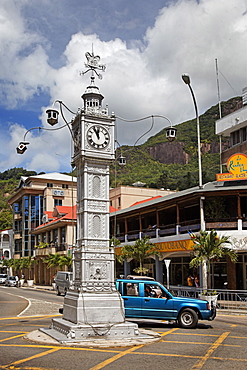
178, 308, 198, 329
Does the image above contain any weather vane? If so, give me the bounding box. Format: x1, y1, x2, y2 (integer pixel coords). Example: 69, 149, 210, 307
80, 50, 106, 80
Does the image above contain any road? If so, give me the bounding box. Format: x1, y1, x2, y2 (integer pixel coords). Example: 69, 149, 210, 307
1, 286, 247, 370
0, 285, 63, 317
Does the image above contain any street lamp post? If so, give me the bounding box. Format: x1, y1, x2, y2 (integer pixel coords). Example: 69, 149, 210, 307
182, 74, 202, 189
182, 74, 207, 289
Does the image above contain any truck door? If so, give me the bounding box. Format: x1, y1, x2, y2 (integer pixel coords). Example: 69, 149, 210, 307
141, 283, 176, 320
120, 282, 142, 317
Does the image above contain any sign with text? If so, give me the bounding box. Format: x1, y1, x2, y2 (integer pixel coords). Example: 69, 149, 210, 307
216, 153, 247, 182
114, 238, 194, 255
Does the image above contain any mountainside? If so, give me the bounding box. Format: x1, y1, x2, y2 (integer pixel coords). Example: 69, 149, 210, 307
111, 96, 242, 190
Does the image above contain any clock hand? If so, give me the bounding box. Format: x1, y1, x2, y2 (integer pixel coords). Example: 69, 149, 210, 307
93, 126, 100, 140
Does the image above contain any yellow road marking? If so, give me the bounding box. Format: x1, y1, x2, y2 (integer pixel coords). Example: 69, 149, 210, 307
0, 334, 26, 342
190, 331, 230, 370
210, 356, 247, 362
169, 331, 247, 339
3, 347, 60, 368
0, 343, 120, 353
160, 328, 178, 336
0, 315, 60, 321
87, 328, 178, 370
0, 326, 246, 369
1, 367, 57, 370
0, 331, 28, 333
161, 339, 239, 347
88, 344, 144, 370
170, 332, 220, 337
1, 340, 247, 368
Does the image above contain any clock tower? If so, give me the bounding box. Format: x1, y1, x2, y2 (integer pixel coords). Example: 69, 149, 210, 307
45, 52, 142, 343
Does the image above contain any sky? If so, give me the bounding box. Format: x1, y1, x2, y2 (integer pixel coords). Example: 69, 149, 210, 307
0, 0, 246, 174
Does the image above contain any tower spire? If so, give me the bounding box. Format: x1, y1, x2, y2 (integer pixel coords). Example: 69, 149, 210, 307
81, 51, 108, 115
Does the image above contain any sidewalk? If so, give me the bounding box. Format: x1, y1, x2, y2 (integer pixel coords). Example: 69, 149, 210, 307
21, 283, 55, 292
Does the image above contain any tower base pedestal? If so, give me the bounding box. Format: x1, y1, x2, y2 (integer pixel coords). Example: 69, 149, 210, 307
41, 290, 159, 344
41, 318, 144, 344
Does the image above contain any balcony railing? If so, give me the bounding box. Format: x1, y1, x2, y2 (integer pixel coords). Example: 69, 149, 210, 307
114, 217, 247, 244
205, 217, 238, 230
113, 218, 244, 244
34, 243, 68, 256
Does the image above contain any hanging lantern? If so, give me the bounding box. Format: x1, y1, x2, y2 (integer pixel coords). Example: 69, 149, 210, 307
16, 142, 29, 154
166, 126, 177, 142
46, 109, 59, 126
118, 154, 126, 166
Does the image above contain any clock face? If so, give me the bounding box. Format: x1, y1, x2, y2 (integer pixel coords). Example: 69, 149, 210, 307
87, 125, 110, 149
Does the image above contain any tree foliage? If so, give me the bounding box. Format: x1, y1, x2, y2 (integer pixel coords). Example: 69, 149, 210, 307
2, 257, 36, 279
189, 229, 237, 290
117, 236, 160, 275
0, 167, 37, 180
43, 253, 72, 271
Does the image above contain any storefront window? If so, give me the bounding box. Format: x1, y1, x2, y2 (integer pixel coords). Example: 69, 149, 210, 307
169, 256, 193, 286
211, 260, 227, 289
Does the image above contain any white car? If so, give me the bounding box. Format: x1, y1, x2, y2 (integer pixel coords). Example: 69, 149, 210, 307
5, 276, 17, 287
0, 274, 8, 284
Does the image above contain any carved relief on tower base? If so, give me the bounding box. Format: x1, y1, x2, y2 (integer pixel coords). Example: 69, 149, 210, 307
72, 245, 116, 293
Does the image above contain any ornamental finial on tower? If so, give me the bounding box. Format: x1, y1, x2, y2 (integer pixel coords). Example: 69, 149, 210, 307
80, 51, 106, 80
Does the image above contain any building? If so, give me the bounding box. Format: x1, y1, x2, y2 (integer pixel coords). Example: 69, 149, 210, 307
31, 205, 77, 285
8, 173, 77, 259
216, 87, 247, 165
111, 181, 247, 290
110, 89, 247, 290
0, 228, 13, 273
110, 185, 175, 210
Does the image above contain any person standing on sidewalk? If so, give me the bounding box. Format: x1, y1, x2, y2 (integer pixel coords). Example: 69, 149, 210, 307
15, 274, 19, 287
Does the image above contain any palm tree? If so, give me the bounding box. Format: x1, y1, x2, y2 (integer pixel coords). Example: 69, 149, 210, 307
43, 253, 62, 271
11, 259, 21, 276
43, 253, 72, 271
20, 256, 37, 280
118, 236, 160, 276
58, 255, 72, 271
189, 229, 237, 291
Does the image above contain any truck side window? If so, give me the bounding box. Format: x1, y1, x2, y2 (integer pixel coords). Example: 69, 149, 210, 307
124, 283, 139, 296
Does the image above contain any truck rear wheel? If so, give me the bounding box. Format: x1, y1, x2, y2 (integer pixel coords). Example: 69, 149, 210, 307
178, 308, 198, 329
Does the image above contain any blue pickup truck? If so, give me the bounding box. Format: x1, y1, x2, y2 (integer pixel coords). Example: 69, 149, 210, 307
116, 278, 216, 328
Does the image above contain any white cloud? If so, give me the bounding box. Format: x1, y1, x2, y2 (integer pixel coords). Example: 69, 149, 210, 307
0, 0, 247, 173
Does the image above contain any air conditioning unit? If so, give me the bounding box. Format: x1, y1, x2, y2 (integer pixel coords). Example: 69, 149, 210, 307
42, 214, 48, 223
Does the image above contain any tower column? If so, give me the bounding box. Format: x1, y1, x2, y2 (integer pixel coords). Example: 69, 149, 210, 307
41, 51, 152, 343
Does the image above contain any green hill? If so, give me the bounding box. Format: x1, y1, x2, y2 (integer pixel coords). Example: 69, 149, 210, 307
110, 96, 242, 190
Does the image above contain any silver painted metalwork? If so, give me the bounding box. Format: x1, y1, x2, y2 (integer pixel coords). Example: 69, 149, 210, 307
42, 51, 149, 344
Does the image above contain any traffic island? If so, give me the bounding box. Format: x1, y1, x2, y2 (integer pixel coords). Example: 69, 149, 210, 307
25, 327, 161, 348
